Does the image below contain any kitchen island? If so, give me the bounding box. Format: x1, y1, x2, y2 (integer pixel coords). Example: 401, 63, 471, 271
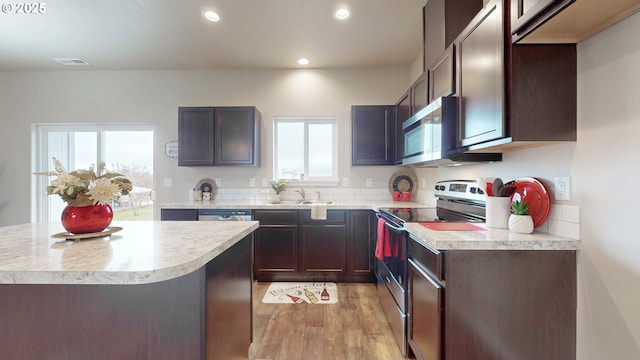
0, 220, 258, 360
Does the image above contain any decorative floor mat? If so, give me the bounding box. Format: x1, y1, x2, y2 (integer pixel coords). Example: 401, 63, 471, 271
261, 282, 338, 304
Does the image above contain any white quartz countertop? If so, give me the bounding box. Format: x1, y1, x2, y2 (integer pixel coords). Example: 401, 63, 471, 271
0, 220, 259, 285
160, 200, 427, 210
404, 222, 580, 251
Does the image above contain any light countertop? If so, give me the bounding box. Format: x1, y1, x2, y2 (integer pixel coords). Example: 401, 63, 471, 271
404, 222, 580, 251
0, 220, 258, 285
160, 200, 427, 210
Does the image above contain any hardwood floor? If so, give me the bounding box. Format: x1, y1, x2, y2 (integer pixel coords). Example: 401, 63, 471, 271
250, 282, 412, 360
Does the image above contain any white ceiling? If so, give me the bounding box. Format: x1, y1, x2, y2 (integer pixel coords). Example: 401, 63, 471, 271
0, 0, 425, 71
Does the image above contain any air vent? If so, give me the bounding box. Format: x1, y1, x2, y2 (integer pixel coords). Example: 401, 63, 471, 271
53, 58, 91, 66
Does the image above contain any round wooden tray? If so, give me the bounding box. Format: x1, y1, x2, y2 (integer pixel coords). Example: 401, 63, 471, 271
51, 226, 123, 241
388, 170, 418, 196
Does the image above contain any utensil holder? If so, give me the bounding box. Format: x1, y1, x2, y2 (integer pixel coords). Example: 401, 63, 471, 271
486, 196, 511, 229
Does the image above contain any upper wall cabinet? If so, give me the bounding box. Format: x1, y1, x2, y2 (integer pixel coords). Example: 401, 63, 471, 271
455, 0, 576, 151
351, 105, 397, 166
513, 0, 640, 43
394, 90, 411, 164
411, 74, 429, 115
178, 106, 261, 166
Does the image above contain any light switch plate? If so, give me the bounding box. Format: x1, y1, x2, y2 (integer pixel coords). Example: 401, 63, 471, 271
262, 178, 269, 187
249, 178, 256, 187
214, 178, 221, 187
163, 178, 172, 188
366, 178, 373, 188
343, 177, 349, 187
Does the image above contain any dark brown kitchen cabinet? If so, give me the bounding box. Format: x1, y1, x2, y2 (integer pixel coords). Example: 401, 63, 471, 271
351, 105, 397, 166
253, 210, 376, 282
394, 90, 411, 164
444, 250, 576, 360
455, 0, 576, 151
301, 226, 347, 278
456, 1, 506, 147
253, 210, 299, 281
444, 0, 484, 46
423, 0, 446, 72
428, 44, 455, 103
160, 208, 198, 221
510, 0, 575, 42
348, 210, 376, 282
407, 235, 576, 360
178, 106, 260, 166
411, 74, 429, 114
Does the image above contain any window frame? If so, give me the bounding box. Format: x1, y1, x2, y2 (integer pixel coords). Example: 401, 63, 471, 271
32, 123, 155, 222
273, 116, 339, 185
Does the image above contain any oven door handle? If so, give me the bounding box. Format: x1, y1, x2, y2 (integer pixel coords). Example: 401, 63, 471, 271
376, 213, 405, 232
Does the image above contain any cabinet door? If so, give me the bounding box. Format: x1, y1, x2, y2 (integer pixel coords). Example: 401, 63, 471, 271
254, 226, 298, 280
301, 224, 347, 276
394, 90, 411, 164
215, 107, 260, 166
351, 105, 395, 166
428, 44, 455, 103
423, 0, 446, 72
160, 209, 199, 221
411, 74, 429, 114
348, 211, 376, 280
408, 259, 442, 360
178, 107, 215, 166
456, 1, 505, 147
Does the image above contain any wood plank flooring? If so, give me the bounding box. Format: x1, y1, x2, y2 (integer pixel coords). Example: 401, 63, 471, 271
250, 282, 413, 360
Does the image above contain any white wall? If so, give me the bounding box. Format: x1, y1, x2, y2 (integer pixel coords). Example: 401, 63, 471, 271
0, 68, 410, 226
417, 11, 640, 359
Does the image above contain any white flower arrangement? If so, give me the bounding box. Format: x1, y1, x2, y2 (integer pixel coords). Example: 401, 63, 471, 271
34, 157, 132, 207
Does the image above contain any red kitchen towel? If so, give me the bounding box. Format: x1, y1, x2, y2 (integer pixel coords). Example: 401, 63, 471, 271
375, 218, 392, 260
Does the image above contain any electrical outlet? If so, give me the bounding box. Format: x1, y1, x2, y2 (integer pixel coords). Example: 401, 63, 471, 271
163, 178, 172, 188
366, 178, 373, 188
421, 177, 426, 189
343, 177, 349, 187
214, 178, 221, 187
249, 178, 256, 187
554, 176, 571, 201
262, 178, 269, 187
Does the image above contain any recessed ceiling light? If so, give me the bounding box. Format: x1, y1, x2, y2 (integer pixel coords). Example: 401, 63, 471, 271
204, 10, 221, 22
297, 58, 310, 66
335, 8, 350, 20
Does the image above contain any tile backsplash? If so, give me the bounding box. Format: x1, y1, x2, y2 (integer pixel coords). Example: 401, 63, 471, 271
211, 187, 580, 240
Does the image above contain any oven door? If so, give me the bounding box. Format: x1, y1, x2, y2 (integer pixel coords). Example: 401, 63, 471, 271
375, 216, 409, 355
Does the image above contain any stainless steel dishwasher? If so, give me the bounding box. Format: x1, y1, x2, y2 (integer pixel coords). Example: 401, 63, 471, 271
198, 209, 252, 221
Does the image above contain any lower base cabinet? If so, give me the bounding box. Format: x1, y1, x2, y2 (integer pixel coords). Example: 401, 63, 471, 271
254, 210, 376, 282
407, 235, 576, 360
0, 235, 253, 360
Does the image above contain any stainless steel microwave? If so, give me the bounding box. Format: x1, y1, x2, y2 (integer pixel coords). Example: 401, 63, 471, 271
402, 97, 501, 167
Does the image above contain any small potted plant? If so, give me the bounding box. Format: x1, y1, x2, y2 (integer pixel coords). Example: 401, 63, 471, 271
270, 179, 288, 202
508, 200, 534, 234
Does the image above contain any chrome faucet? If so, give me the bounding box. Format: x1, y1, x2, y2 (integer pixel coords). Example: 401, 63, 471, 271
295, 188, 306, 201
316, 191, 321, 200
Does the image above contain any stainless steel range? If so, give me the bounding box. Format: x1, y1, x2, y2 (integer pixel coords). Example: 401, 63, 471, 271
375, 180, 486, 356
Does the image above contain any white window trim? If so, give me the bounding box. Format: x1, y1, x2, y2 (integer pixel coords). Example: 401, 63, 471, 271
273, 116, 339, 185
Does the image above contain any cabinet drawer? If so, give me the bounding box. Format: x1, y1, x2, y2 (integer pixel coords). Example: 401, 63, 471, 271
408, 235, 443, 281
299, 210, 346, 223
253, 210, 298, 225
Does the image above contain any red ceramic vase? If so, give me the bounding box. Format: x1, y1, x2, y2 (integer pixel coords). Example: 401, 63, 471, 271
61, 204, 113, 234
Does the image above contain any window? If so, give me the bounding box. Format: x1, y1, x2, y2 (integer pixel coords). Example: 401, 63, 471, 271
273, 117, 337, 182
33, 124, 154, 222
